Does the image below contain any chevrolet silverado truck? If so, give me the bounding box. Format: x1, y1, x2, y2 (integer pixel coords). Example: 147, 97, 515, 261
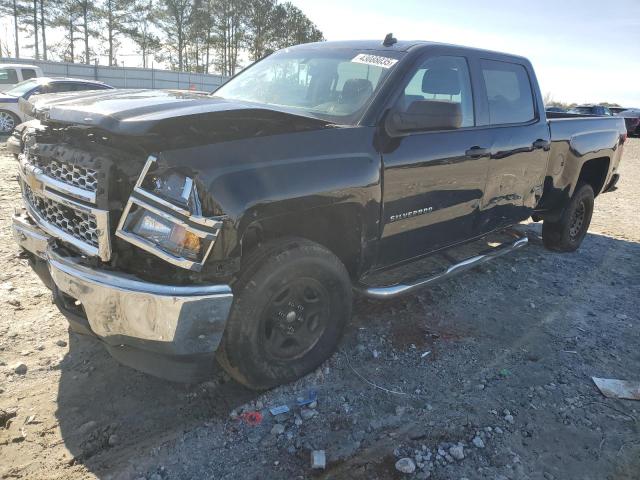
11, 37, 626, 390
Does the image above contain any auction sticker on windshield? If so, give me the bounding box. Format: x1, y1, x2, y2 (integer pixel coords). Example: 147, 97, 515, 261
351, 53, 398, 69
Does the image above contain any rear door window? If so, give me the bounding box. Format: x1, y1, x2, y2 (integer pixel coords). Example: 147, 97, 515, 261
480, 60, 535, 125
0, 68, 19, 85
21, 68, 38, 80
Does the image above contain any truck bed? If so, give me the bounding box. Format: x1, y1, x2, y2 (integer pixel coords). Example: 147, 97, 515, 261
538, 115, 626, 213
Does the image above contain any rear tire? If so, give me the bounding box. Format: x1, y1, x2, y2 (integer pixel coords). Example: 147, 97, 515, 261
542, 182, 594, 252
216, 237, 352, 390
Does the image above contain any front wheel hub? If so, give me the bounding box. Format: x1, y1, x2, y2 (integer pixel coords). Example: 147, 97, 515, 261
569, 201, 586, 238
262, 278, 330, 360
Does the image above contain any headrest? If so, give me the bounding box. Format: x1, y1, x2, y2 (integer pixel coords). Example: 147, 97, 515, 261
341, 79, 373, 103
422, 68, 461, 95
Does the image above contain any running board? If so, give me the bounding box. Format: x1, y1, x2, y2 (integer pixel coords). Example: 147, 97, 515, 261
355, 229, 528, 299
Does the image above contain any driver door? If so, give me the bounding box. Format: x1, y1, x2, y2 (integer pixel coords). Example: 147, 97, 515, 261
377, 54, 491, 267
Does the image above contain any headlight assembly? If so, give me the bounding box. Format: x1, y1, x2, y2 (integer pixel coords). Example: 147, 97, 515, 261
116, 155, 224, 271
129, 208, 203, 260
141, 170, 201, 213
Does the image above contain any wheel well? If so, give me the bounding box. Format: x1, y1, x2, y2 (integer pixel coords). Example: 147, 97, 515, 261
241, 206, 363, 278
578, 157, 609, 197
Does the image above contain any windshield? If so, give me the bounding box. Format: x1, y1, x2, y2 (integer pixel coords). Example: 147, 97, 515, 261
213, 48, 402, 123
4, 79, 40, 97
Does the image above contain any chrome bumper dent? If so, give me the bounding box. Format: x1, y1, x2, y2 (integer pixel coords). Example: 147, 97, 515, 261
12, 210, 233, 356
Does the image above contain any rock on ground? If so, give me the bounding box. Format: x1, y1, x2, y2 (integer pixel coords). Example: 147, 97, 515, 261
395, 457, 416, 474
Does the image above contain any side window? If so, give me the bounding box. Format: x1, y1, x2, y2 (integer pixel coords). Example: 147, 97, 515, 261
46, 82, 75, 93
480, 60, 535, 125
74, 83, 104, 91
21, 68, 38, 80
397, 56, 474, 129
0, 68, 19, 85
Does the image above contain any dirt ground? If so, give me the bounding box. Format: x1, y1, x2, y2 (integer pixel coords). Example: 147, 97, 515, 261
1, 139, 639, 480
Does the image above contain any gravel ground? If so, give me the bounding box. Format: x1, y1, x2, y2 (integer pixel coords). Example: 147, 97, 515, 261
0, 139, 639, 480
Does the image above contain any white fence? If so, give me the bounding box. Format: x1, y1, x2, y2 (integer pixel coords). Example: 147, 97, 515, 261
0, 57, 228, 91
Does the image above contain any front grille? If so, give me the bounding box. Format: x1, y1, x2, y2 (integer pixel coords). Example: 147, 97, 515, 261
24, 184, 99, 247
31, 156, 98, 192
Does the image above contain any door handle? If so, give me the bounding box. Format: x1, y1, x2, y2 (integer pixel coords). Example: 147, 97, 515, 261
465, 146, 491, 158
532, 139, 551, 150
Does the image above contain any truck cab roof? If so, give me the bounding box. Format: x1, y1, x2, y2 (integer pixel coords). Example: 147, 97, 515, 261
288, 38, 530, 63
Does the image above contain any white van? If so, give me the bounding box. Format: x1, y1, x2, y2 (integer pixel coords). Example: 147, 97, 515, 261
0, 64, 43, 91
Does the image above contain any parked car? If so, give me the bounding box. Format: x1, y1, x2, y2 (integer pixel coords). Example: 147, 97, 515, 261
0, 64, 43, 91
12, 38, 626, 389
567, 104, 613, 116
616, 108, 640, 136
0, 77, 114, 134
545, 106, 565, 113
609, 106, 629, 115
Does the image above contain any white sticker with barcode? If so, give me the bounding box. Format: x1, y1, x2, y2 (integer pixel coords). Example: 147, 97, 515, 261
351, 53, 398, 69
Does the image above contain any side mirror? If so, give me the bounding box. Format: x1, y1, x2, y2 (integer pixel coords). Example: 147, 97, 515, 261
385, 100, 462, 137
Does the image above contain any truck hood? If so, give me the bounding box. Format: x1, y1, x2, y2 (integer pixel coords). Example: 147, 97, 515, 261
22, 89, 333, 136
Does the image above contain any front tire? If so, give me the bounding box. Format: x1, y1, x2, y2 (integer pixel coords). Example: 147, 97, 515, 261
216, 237, 352, 390
0, 110, 19, 134
542, 182, 594, 252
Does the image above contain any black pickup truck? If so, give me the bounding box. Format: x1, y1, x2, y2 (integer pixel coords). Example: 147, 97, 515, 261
11, 37, 626, 389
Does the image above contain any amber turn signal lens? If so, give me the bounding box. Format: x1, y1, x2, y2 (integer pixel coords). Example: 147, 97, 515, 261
169, 224, 201, 254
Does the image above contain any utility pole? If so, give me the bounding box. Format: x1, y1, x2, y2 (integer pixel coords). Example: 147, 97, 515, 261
33, 0, 39, 59
13, 0, 20, 58
40, 0, 47, 60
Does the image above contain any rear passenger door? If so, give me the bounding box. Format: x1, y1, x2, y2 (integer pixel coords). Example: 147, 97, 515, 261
477, 59, 549, 233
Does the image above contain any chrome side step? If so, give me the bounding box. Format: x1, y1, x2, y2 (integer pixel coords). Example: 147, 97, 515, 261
355, 229, 528, 299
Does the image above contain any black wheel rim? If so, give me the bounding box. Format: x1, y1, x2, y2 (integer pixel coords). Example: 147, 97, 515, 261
569, 200, 586, 239
261, 278, 330, 361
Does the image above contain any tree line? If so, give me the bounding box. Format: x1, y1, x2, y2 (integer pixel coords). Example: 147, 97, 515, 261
543, 92, 622, 110
0, 0, 324, 75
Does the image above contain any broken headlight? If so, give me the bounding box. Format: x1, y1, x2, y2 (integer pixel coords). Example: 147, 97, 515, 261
128, 208, 203, 261
141, 170, 201, 214
116, 156, 223, 271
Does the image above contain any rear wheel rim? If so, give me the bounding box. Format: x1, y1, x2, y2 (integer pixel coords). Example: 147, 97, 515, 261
261, 278, 330, 361
569, 200, 586, 239
0, 112, 15, 133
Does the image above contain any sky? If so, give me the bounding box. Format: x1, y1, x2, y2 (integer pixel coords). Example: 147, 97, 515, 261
289, 0, 640, 107
1, 0, 639, 106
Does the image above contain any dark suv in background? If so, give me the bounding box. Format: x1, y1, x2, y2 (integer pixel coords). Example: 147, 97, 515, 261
567, 104, 612, 116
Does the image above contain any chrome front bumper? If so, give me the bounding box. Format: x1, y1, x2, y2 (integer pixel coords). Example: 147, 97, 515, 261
12, 209, 234, 360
